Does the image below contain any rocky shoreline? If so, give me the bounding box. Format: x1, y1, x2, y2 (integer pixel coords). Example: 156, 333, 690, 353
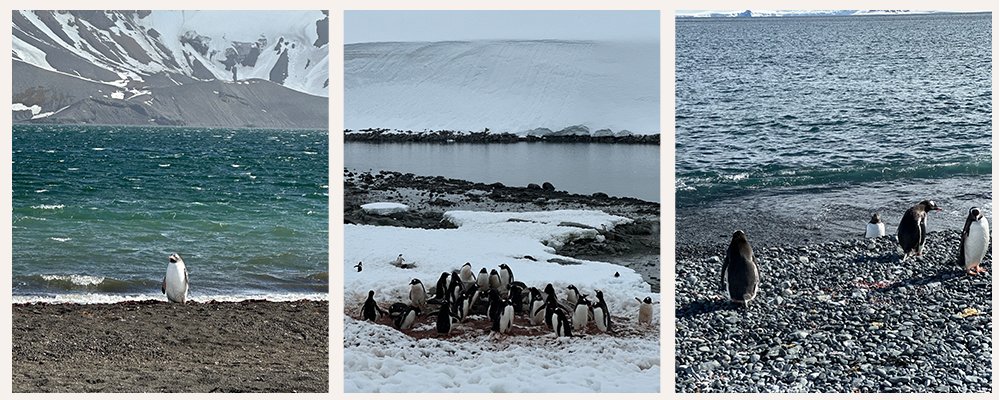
345, 169, 661, 292
12, 300, 328, 393
675, 230, 992, 392
344, 128, 660, 144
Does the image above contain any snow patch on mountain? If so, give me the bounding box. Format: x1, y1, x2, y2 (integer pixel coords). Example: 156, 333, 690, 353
12, 10, 328, 97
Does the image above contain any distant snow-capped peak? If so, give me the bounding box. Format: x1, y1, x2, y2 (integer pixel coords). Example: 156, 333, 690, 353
12, 10, 329, 97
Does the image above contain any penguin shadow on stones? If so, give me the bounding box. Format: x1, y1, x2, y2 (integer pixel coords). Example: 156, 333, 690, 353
871, 264, 989, 295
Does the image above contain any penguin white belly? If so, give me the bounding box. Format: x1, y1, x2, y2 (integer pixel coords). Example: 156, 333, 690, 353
866, 222, 885, 238
573, 305, 588, 331
401, 311, 417, 330
500, 305, 514, 333
594, 308, 607, 332
529, 301, 545, 325
164, 263, 188, 303
965, 219, 990, 267
638, 303, 652, 324
409, 286, 425, 307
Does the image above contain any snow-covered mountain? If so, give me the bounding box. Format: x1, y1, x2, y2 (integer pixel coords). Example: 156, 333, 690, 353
12, 10, 329, 129
344, 40, 659, 135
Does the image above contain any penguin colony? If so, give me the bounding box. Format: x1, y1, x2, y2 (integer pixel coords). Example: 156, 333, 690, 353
720, 200, 990, 307
359, 261, 654, 337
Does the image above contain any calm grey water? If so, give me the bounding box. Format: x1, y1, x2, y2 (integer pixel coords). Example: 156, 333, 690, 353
345, 142, 660, 202
676, 13, 992, 243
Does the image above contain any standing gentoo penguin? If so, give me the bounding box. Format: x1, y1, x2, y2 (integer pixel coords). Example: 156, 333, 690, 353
593, 290, 612, 333
408, 278, 427, 309
551, 307, 573, 337
636, 297, 654, 324
162, 253, 189, 303
459, 262, 475, 285
572, 294, 591, 332
508, 285, 525, 314
866, 213, 886, 238
498, 299, 514, 334
435, 300, 458, 335
432, 272, 450, 302
528, 287, 546, 325
720, 230, 760, 307
361, 290, 386, 321
488, 269, 502, 290
498, 264, 513, 290
448, 271, 464, 304
897, 200, 943, 260
566, 285, 581, 307
487, 289, 504, 330
476, 268, 489, 291
958, 207, 990, 275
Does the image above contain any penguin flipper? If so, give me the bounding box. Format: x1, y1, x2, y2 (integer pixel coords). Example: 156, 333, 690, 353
957, 230, 969, 267
161, 277, 166, 294
183, 268, 189, 289
720, 253, 731, 292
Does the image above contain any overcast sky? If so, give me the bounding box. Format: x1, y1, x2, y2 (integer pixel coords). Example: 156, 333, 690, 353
345, 10, 659, 44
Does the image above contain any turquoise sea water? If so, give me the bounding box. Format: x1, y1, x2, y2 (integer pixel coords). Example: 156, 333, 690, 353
12, 125, 328, 302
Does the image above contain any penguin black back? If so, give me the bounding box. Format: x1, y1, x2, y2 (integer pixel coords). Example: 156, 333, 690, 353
721, 230, 759, 306
361, 290, 385, 321
434, 272, 449, 300
897, 200, 942, 259
508, 285, 525, 313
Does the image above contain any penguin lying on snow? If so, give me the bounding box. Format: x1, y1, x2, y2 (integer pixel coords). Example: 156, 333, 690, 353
354, 261, 363, 272
866, 213, 885, 238
394, 305, 421, 330
897, 200, 942, 261
720, 230, 760, 307
361, 290, 386, 321
391, 254, 417, 269
958, 207, 990, 275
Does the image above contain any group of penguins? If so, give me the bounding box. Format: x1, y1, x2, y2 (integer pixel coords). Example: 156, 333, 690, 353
360, 262, 656, 337
720, 200, 991, 307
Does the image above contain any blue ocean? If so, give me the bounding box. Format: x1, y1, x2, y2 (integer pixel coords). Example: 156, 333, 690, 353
676, 13, 992, 243
12, 125, 329, 303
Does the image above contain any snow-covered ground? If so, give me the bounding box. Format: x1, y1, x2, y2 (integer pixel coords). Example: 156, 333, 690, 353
361, 202, 410, 215
344, 40, 659, 134
343, 209, 660, 392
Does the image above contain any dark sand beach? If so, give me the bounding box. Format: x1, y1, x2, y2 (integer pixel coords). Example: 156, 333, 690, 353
12, 300, 328, 393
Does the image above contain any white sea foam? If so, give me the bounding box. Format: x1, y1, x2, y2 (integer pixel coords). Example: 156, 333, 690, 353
41, 274, 104, 286
49, 237, 71, 242
13, 292, 328, 305
31, 204, 64, 210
